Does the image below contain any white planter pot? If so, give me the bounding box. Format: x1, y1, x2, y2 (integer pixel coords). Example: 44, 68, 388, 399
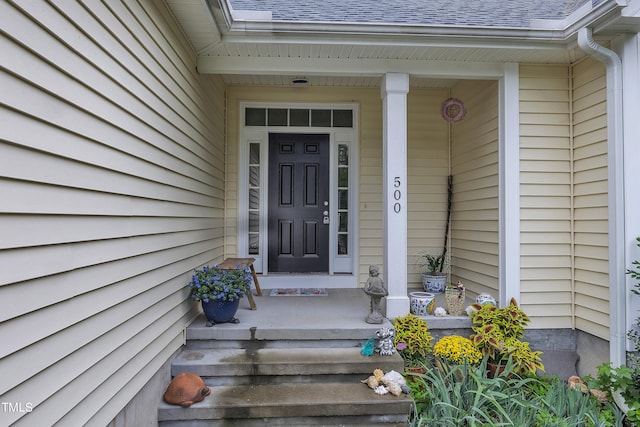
410, 292, 435, 316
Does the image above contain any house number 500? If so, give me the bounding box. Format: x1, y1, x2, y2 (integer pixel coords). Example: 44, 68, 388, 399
393, 176, 402, 213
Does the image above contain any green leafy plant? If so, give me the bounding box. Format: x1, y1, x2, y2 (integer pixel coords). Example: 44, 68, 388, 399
533, 373, 624, 427
409, 357, 540, 426
470, 298, 544, 374
626, 236, 640, 404
418, 252, 446, 275
583, 237, 640, 426
503, 338, 545, 375
393, 313, 433, 366
408, 358, 624, 426
188, 264, 252, 302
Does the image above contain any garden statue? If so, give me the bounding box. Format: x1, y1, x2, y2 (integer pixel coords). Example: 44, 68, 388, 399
363, 264, 387, 324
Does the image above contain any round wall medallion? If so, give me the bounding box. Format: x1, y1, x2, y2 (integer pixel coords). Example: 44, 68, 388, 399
440, 98, 466, 123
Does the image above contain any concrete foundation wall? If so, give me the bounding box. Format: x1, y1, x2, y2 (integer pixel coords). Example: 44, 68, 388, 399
576, 330, 610, 377
108, 349, 180, 427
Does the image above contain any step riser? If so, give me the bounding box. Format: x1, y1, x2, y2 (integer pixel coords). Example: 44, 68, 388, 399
186, 339, 369, 350
197, 373, 391, 387
171, 348, 404, 377
162, 402, 410, 420
160, 414, 409, 426
172, 362, 403, 378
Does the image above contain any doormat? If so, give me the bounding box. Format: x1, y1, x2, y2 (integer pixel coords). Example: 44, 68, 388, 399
269, 288, 328, 296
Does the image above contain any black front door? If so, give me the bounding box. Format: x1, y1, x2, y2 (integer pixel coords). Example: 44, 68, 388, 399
268, 133, 330, 272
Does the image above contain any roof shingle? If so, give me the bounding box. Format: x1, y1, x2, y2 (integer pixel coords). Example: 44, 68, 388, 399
229, 0, 603, 28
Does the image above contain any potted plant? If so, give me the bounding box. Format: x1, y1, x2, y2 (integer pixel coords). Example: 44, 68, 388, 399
393, 313, 434, 372
469, 297, 544, 376
188, 264, 252, 325
418, 252, 448, 293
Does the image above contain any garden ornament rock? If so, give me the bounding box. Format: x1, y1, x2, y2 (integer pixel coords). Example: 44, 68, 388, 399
363, 264, 388, 324
465, 305, 478, 316
375, 327, 396, 355
434, 306, 447, 317
361, 369, 408, 396
163, 372, 211, 407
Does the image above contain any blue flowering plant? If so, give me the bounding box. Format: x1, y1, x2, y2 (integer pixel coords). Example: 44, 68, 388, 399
188, 265, 252, 302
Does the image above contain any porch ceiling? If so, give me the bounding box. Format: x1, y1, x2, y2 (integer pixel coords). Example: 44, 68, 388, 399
164, 0, 639, 87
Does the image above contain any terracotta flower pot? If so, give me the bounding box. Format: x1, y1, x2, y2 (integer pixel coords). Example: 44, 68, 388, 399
435, 358, 464, 381
487, 361, 512, 379
404, 366, 427, 388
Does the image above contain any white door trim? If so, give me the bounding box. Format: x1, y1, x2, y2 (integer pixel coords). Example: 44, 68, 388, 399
237, 102, 359, 286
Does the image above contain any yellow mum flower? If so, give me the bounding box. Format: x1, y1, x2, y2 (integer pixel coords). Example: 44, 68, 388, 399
433, 335, 482, 365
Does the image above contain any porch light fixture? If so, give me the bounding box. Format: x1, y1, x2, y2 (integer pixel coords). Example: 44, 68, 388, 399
291, 77, 309, 87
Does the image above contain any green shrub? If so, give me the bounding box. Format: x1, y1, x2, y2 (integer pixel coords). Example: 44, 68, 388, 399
408, 357, 624, 426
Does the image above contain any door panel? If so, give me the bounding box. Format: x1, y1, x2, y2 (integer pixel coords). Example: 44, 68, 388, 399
268, 133, 329, 272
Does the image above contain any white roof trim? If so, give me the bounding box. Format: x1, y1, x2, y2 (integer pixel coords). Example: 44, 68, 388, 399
232, 9, 272, 21
197, 56, 507, 77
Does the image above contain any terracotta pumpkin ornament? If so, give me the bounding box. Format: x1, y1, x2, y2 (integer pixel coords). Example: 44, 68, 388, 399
163, 372, 211, 407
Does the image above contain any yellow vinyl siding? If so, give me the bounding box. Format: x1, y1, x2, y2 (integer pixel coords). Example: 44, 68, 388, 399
519, 64, 573, 328
407, 88, 450, 285
572, 57, 609, 340
0, 1, 224, 425
450, 80, 500, 298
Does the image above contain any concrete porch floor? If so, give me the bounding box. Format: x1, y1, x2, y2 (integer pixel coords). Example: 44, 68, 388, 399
187, 288, 391, 342
186, 288, 472, 343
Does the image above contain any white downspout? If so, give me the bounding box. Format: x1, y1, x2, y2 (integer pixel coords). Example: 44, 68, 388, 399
577, 28, 626, 367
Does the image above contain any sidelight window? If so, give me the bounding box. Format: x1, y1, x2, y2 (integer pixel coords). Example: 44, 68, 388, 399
337, 144, 349, 255
248, 143, 261, 255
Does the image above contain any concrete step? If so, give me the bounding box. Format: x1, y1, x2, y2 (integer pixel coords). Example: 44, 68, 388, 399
185, 313, 389, 350
157, 382, 412, 426
172, 347, 405, 381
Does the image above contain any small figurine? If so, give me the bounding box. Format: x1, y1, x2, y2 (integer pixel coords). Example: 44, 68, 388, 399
363, 264, 388, 324
361, 337, 375, 356
375, 327, 396, 356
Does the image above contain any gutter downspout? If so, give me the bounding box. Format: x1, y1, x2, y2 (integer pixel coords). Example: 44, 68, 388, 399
577, 28, 626, 367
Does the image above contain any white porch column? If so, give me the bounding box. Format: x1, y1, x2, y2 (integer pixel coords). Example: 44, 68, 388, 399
617, 33, 640, 352
499, 63, 520, 307
381, 73, 410, 319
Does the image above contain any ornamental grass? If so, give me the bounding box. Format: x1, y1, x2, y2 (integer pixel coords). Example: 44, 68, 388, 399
433, 335, 482, 365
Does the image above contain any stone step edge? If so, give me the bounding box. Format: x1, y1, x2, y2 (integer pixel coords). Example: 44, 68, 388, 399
171, 347, 405, 377
158, 382, 413, 421
159, 414, 409, 427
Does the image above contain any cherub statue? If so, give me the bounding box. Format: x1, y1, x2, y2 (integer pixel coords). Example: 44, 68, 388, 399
363, 264, 388, 324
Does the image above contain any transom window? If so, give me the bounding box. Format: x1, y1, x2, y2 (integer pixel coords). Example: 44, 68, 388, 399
245, 108, 353, 128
